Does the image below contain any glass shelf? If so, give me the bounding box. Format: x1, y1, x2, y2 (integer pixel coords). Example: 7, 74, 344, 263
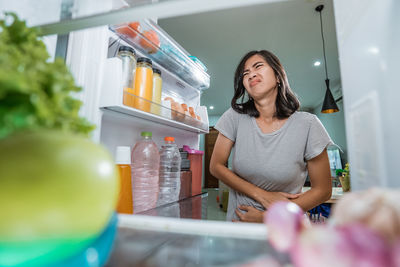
101, 92, 209, 134
109, 19, 210, 90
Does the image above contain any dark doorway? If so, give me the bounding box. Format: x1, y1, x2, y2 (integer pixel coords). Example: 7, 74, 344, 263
204, 127, 220, 188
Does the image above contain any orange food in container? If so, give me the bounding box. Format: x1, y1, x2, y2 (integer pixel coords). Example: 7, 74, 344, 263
188, 107, 196, 118
134, 57, 153, 112
139, 30, 160, 54
115, 146, 133, 214
118, 46, 136, 108
150, 68, 162, 115
116, 22, 141, 39
164, 97, 185, 122
181, 103, 188, 112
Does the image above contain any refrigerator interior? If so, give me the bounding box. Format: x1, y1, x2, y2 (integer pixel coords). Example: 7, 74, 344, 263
99, 29, 206, 159
64, 25, 209, 161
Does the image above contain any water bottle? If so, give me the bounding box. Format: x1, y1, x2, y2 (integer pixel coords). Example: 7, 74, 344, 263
158, 137, 182, 206
131, 131, 160, 213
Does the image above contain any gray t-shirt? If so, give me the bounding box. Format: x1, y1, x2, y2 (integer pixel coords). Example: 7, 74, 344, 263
215, 108, 333, 221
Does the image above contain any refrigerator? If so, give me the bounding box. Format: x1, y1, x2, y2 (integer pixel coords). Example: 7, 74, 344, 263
1, 1, 290, 265
2, 0, 400, 265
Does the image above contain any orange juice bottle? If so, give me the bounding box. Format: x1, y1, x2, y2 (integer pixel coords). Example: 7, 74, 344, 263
115, 146, 133, 214
117, 46, 136, 108
150, 68, 162, 115
134, 57, 153, 112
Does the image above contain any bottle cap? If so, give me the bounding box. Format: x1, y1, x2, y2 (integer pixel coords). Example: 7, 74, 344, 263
141, 131, 152, 137
118, 46, 136, 56
182, 145, 204, 155
115, 146, 131, 164
152, 68, 161, 75
164, 136, 175, 142
137, 57, 152, 65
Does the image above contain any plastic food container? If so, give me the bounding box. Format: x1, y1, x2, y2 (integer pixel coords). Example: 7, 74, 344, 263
182, 145, 204, 196
179, 170, 192, 200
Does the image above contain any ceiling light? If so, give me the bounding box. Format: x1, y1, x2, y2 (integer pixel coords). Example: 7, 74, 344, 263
315, 5, 339, 114
314, 61, 321, 66
368, 46, 379, 55
209, 106, 214, 110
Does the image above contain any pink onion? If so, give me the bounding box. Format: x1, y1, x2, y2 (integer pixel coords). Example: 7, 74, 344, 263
264, 201, 306, 252
291, 223, 391, 267
392, 239, 400, 267
332, 188, 400, 244
290, 225, 353, 267
338, 224, 391, 267
239, 256, 282, 267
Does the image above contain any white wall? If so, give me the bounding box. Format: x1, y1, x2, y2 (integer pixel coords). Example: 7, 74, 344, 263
333, 0, 400, 189
208, 115, 221, 127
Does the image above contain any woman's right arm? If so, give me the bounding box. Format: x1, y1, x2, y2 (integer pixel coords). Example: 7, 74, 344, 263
209, 133, 298, 209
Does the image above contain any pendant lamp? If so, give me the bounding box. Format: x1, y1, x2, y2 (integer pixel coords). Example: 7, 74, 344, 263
316, 5, 339, 113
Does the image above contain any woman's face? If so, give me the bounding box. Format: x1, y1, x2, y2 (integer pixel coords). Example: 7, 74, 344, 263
242, 54, 278, 100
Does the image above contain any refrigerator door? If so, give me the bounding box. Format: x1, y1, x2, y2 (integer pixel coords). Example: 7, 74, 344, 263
334, 0, 400, 189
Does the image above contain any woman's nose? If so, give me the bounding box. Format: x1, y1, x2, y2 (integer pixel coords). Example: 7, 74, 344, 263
248, 72, 257, 80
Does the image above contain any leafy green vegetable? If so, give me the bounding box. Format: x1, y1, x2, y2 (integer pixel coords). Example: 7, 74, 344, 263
0, 12, 95, 139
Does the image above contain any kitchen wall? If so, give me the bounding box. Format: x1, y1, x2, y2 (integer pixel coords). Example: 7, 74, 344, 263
313, 101, 348, 163
208, 115, 221, 127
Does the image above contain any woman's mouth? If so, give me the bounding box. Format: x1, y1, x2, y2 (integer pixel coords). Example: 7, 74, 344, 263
250, 80, 261, 87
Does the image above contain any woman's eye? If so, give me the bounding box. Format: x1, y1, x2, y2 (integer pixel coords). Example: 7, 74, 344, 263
242, 72, 249, 77
256, 64, 263, 68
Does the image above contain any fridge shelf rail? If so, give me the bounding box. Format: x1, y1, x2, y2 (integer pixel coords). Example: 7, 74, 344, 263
101, 93, 209, 134
109, 19, 210, 91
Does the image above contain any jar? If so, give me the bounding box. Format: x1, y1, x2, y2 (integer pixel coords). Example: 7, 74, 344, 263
118, 46, 136, 108
134, 57, 153, 112
150, 68, 162, 115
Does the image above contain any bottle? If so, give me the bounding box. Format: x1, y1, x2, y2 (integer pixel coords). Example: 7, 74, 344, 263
118, 46, 136, 108
115, 146, 133, 214
131, 131, 160, 213
134, 57, 153, 112
150, 68, 162, 115
158, 137, 182, 206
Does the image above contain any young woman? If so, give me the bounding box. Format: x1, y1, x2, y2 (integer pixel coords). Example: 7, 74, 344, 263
210, 50, 332, 222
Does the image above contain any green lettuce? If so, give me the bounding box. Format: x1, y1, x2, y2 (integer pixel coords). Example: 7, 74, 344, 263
0, 12, 95, 139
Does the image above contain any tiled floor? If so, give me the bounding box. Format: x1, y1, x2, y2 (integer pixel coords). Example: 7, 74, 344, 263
205, 188, 227, 221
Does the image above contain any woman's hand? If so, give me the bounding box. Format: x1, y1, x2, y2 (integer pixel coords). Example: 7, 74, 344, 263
255, 190, 301, 209
233, 205, 265, 223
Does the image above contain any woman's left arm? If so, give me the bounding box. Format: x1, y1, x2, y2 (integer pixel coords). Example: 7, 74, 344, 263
291, 149, 332, 211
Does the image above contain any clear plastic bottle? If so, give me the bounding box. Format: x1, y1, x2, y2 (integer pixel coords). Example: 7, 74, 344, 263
158, 136, 182, 206
131, 131, 160, 213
